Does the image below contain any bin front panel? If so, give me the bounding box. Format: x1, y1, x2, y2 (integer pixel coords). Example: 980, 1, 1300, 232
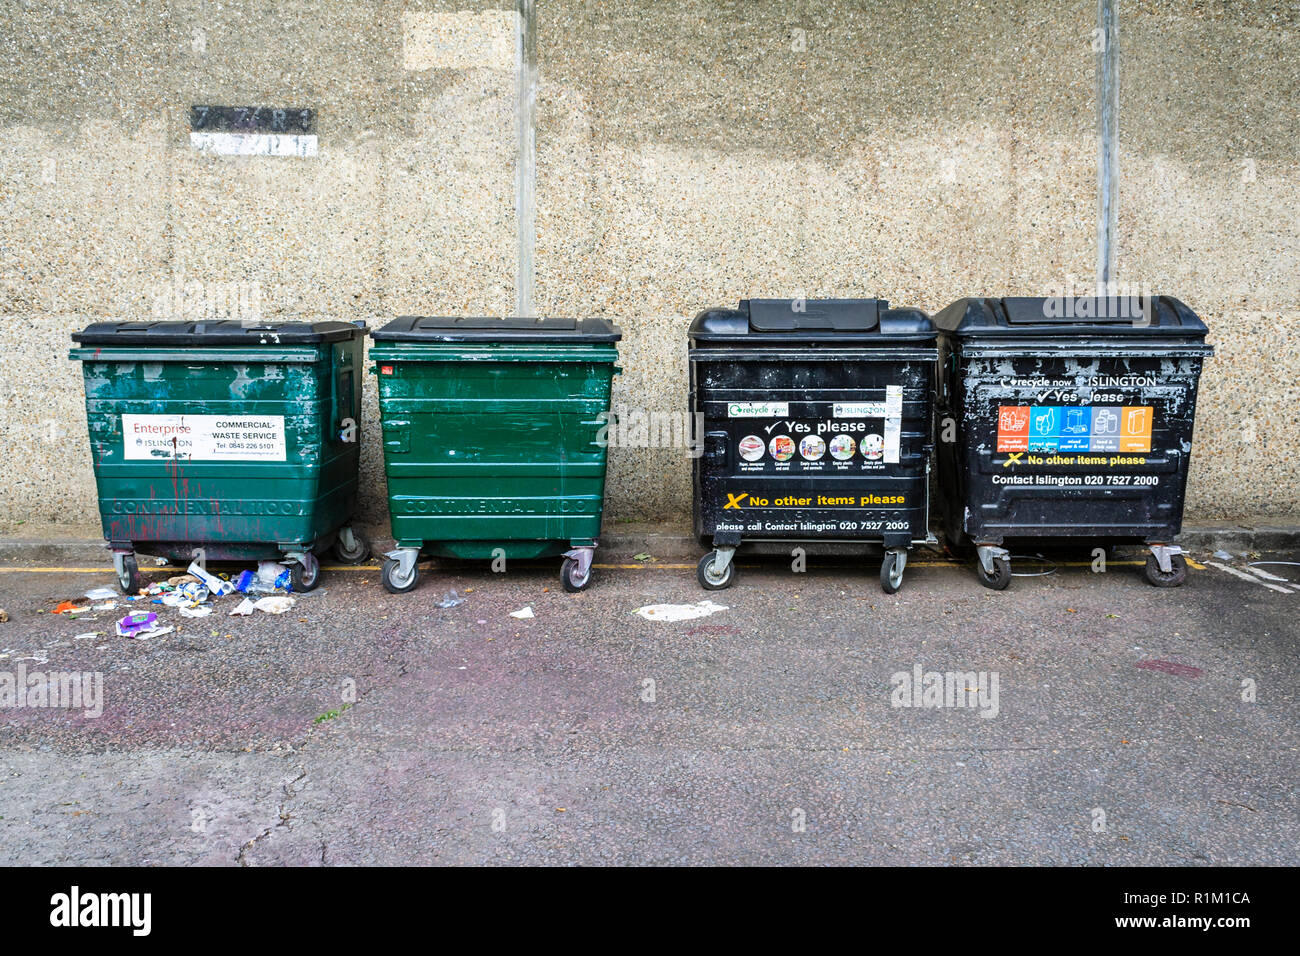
948, 348, 1208, 543
373, 345, 617, 545
692, 349, 935, 544
75, 342, 361, 549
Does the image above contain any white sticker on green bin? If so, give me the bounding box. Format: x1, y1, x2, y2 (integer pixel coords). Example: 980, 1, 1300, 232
122, 414, 286, 461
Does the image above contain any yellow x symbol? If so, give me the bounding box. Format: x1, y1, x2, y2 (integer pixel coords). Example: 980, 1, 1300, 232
1003, 453, 1023, 468
723, 492, 749, 510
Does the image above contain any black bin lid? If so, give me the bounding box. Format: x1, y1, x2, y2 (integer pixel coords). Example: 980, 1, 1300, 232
370, 316, 621, 343
689, 298, 935, 343
934, 296, 1208, 338
72, 320, 365, 346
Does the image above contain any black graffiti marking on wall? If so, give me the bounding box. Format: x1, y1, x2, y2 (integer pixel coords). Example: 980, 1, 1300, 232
190, 106, 314, 134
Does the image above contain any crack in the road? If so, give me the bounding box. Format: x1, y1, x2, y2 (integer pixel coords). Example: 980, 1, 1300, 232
236, 768, 308, 866
232, 657, 408, 865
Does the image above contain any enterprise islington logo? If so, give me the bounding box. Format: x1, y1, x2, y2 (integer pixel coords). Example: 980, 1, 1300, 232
49, 886, 151, 936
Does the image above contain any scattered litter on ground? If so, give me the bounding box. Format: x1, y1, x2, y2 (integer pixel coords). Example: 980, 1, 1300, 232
1249, 560, 1300, 573
72, 632, 101, 640
153, 557, 169, 566
116, 612, 157, 637
1009, 554, 1058, 577
509, 606, 535, 619
179, 605, 213, 618
1242, 561, 1300, 586
1212, 549, 1234, 561
437, 589, 466, 609
187, 561, 236, 596
84, 587, 118, 601
92, 602, 118, 611
633, 552, 654, 562
252, 596, 295, 614
234, 561, 292, 594
0, 609, 8, 623
133, 626, 174, 639
228, 592, 297, 614
633, 600, 729, 622
257, 561, 292, 590
166, 574, 200, 587
159, 582, 209, 608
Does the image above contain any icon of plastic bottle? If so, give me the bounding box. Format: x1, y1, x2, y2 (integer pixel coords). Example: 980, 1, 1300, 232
1035, 408, 1056, 435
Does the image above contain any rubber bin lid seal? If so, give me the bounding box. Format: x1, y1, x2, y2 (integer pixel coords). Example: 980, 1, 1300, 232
72, 320, 366, 346
934, 296, 1208, 337
690, 298, 935, 342
371, 316, 621, 343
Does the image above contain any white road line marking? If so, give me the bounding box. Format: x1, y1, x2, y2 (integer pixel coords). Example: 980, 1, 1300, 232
1207, 562, 1292, 594
1244, 565, 1292, 583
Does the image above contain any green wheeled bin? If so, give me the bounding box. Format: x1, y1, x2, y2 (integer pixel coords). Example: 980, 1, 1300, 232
369, 316, 622, 594
69, 320, 370, 593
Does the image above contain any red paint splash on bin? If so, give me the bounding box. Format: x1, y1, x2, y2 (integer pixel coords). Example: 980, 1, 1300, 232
1135, 659, 1203, 678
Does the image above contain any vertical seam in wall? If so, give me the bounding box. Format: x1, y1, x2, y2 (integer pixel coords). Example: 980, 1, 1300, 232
163, 0, 176, 290
374, 0, 385, 316
1096, 0, 1119, 291
516, 0, 538, 318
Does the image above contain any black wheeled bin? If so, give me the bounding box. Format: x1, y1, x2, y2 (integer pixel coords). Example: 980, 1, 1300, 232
690, 298, 938, 593
934, 296, 1213, 589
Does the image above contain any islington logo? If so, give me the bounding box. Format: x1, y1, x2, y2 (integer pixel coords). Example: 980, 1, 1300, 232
49, 887, 151, 936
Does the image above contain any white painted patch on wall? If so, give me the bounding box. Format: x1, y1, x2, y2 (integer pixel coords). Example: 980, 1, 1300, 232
189, 132, 318, 157
401, 10, 516, 70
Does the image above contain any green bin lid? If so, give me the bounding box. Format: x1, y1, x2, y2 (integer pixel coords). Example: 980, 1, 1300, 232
370, 316, 621, 343
72, 320, 365, 346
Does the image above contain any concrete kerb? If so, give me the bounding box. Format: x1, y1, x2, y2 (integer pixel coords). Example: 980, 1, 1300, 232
0, 520, 1296, 569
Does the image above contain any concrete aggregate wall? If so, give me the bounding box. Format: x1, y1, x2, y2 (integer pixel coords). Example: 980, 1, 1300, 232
1, 1, 1296, 533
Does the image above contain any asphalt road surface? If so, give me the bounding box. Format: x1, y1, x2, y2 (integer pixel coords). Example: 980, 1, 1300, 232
0, 547, 1296, 865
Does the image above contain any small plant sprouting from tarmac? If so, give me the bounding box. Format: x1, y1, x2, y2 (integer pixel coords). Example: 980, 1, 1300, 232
313, 703, 353, 725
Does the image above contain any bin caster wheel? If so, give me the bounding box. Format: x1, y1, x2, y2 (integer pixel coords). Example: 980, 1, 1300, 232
1144, 553, 1187, 588
289, 554, 321, 592
697, 552, 736, 590
881, 552, 905, 594
332, 532, 370, 564
976, 556, 1012, 591
561, 557, 592, 592
117, 554, 141, 594
381, 557, 420, 594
